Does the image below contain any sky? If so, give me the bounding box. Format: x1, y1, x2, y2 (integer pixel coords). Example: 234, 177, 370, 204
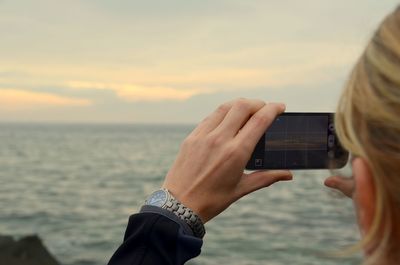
0, 0, 399, 124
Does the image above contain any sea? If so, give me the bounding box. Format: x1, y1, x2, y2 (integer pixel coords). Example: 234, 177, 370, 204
0, 123, 361, 265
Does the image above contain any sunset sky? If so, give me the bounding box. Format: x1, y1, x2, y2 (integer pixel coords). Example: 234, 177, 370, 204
0, 0, 398, 123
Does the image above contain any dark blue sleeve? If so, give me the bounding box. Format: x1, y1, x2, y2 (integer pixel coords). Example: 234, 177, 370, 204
107, 206, 203, 265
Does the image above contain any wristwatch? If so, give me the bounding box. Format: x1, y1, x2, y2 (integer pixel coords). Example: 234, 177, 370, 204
144, 188, 206, 238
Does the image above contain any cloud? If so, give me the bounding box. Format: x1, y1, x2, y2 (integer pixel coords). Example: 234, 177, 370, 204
0, 39, 357, 107
0, 88, 92, 111
66, 81, 205, 101
0, 38, 360, 92
63, 57, 348, 102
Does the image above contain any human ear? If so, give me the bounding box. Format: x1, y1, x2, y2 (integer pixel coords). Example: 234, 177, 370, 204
352, 157, 376, 241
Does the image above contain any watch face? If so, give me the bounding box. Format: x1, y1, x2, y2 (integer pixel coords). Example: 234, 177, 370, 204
147, 190, 168, 207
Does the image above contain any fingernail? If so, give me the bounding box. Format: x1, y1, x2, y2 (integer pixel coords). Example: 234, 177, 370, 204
284, 173, 293, 180
325, 180, 336, 188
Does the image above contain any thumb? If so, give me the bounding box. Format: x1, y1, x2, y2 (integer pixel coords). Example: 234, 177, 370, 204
236, 170, 293, 199
324, 175, 354, 198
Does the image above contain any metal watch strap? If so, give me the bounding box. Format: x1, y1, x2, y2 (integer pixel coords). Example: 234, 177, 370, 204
163, 195, 206, 239
144, 188, 206, 238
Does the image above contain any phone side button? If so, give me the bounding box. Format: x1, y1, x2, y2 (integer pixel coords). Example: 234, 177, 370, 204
328, 135, 335, 148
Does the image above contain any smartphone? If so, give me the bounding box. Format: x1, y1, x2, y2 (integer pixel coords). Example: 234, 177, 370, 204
246, 113, 349, 170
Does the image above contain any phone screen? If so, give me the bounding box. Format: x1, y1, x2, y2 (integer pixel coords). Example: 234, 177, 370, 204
246, 113, 348, 170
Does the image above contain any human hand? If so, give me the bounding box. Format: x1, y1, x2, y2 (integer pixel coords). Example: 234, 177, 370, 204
162, 98, 293, 223
324, 175, 355, 198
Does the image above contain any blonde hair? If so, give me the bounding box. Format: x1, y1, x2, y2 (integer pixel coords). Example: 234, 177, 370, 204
335, 6, 400, 265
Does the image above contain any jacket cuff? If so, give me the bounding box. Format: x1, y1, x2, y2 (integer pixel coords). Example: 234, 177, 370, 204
139, 205, 196, 237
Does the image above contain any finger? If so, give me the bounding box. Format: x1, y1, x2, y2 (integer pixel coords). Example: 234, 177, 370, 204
235, 102, 286, 154
213, 98, 266, 138
324, 176, 354, 198
190, 100, 235, 137
235, 170, 293, 199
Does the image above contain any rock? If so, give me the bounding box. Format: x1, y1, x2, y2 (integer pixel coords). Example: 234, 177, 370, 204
0, 235, 60, 265
0, 235, 14, 249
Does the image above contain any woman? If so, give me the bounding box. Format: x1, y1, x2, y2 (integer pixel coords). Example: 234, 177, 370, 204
108, 6, 400, 265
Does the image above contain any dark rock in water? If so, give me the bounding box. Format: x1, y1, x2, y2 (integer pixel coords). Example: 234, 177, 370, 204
0, 235, 60, 265
0, 236, 14, 249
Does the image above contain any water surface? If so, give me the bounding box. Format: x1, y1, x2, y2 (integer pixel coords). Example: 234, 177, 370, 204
0, 123, 361, 265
